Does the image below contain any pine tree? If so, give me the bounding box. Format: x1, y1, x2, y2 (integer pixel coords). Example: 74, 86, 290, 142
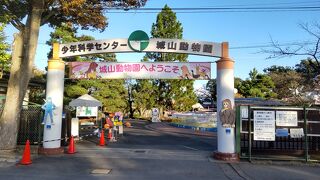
48, 24, 127, 113
143, 5, 197, 112
133, 79, 156, 117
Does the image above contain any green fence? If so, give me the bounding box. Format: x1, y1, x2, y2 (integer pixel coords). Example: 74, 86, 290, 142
236, 105, 320, 162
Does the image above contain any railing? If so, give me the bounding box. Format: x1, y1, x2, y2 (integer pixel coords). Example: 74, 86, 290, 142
236, 105, 320, 162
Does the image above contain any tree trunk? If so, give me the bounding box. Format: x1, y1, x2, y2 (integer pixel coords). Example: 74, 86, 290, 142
129, 100, 134, 119
0, 0, 44, 150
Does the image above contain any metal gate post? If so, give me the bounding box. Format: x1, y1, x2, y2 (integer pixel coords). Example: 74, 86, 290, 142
236, 106, 241, 154
304, 106, 309, 162
248, 106, 252, 162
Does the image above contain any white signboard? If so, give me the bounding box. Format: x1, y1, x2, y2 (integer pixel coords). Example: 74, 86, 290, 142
290, 128, 304, 138
240, 106, 249, 119
59, 38, 222, 58
76, 106, 98, 117
151, 108, 160, 122
254, 111, 275, 141
71, 118, 79, 137
276, 111, 298, 126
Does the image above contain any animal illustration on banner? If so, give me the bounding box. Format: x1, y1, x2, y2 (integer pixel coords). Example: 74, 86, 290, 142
70, 62, 100, 79
85, 62, 99, 79
179, 64, 210, 79
219, 99, 235, 128
42, 97, 56, 128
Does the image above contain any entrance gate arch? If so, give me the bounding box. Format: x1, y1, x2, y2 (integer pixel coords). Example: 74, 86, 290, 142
44, 31, 237, 160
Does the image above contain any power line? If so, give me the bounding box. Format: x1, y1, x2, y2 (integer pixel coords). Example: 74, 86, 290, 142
230, 42, 316, 49
104, 7, 320, 14
105, 5, 320, 11
205, 1, 320, 8
105, 9, 320, 14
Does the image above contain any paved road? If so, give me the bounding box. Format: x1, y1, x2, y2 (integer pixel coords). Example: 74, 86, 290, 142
0, 119, 320, 180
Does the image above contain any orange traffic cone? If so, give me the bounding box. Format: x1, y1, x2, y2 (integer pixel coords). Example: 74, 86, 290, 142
67, 136, 76, 154
20, 140, 32, 165
107, 129, 112, 139
99, 130, 105, 146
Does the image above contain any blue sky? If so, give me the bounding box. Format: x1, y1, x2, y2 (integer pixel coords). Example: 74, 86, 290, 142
4, 0, 320, 89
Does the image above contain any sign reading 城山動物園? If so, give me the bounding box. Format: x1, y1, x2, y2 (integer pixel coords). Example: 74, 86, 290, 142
59, 31, 222, 58
69, 62, 211, 80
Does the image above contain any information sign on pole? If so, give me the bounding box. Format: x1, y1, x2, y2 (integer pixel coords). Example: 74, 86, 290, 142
276, 111, 298, 126
290, 128, 304, 138
254, 111, 275, 141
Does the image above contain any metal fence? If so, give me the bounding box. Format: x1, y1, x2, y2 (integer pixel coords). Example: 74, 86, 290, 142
0, 105, 43, 145
17, 105, 43, 145
236, 105, 320, 162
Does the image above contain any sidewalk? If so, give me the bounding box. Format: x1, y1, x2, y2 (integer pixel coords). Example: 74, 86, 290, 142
146, 122, 216, 137
145, 122, 320, 180
1, 122, 320, 180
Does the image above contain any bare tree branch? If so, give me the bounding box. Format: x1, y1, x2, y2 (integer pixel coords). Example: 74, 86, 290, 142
10, 19, 25, 32
264, 22, 320, 75
299, 23, 320, 39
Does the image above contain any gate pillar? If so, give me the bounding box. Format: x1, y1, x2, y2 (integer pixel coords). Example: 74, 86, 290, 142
40, 43, 65, 154
213, 42, 239, 161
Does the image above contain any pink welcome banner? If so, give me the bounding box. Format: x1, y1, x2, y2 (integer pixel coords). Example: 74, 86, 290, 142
69, 62, 211, 80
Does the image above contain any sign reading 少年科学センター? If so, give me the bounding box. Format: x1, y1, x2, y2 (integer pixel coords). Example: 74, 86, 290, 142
59, 30, 222, 58
69, 62, 211, 80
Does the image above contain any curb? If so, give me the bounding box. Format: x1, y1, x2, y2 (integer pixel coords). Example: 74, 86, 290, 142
146, 123, 216, 137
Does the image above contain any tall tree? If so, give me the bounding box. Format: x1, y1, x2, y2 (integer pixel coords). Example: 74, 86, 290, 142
0, 23, 10, 74
132, 79, 156, 117
206, 79, 217, 101
143, 5, 197, 113
264, 65, 304, 101
237, 68, 277, 99
295, 58, 319, 84
0, 0, 147, 150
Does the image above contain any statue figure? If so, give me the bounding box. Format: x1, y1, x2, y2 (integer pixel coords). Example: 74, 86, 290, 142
42, 97, 56, 126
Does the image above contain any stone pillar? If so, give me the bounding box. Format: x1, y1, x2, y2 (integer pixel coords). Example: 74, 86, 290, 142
40, 43, 65, 154
213, 42, 239, 161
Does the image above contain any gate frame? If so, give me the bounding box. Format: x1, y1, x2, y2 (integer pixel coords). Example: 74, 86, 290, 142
43, 38, 237, 161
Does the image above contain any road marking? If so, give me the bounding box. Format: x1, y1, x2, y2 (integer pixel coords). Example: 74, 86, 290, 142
182, 145, 199, 151
91, 169, 111, 175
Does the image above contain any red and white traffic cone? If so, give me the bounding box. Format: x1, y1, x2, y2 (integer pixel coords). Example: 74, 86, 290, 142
20, 140, 32, 165
67, 136, 76, 154
99, 130, 105, 146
